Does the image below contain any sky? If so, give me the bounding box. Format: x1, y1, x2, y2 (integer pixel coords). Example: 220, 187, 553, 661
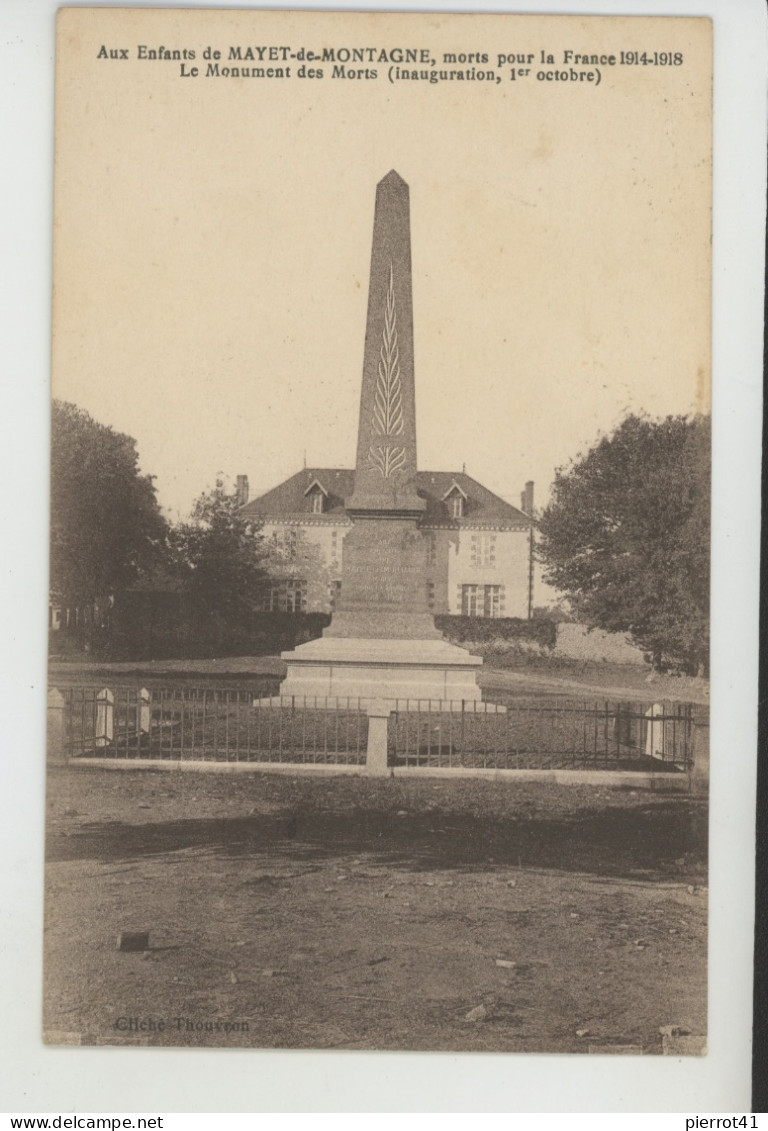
52, 9, 712, 522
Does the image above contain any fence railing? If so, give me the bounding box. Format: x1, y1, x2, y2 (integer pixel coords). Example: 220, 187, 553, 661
57, 685, 367, 766
389, 698, 698, 771
48, 685, 706, 781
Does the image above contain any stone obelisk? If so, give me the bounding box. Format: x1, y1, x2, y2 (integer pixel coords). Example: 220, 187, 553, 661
327, 170, 439, 641
346, 170, 423, 516
276, 171, 482, 703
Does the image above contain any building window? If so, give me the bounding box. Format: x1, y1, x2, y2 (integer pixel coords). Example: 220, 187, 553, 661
461, 584, 479, 617
285, 580, 306, 613
309, 490, 324, 514
449, 494, 464, 519
265, 579, 307, 613
329, 580, 342, 610
462, 583, 502, 618
426, 580, 435, 610
470, 533, 496, 567
272, 527, 298, 560
483, 585, 501, 618
426, 532, 437, 568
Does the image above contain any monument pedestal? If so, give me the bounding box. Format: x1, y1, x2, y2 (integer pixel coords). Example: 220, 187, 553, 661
276, 636, 483, 705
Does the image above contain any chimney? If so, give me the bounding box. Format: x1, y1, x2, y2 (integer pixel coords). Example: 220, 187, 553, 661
236, 474, 249, 507
520, 480, 534, 515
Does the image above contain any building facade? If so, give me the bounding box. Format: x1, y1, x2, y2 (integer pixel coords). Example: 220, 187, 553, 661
239, 469, 534, 619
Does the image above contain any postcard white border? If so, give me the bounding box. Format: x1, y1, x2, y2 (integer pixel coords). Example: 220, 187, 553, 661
1, 0, 764, 1114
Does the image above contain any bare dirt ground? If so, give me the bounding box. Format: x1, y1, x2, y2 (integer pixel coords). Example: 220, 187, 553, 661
44, 766, 707, 1054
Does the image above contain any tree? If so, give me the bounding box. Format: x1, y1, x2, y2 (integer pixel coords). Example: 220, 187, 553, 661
50, 400, 168, 608
171, 478, 270, 643
537, 414, 710, 673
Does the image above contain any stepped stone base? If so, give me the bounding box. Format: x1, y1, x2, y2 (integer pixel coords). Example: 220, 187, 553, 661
274, 636, 484, 705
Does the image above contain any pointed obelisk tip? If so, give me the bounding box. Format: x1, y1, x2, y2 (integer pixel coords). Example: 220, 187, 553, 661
379, 169, 408, 188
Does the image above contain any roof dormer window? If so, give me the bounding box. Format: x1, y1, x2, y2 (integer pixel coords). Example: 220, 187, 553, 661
303, 477, 328, 515
442, 480, 468, 520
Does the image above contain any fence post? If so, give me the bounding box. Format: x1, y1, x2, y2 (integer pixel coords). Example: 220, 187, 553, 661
96, 687, 114, 748
366, 699, 392, 776
47, 688, 67, 764
645, 702, 664, 760
689, 719, 709, 795
139, 688, 151, 735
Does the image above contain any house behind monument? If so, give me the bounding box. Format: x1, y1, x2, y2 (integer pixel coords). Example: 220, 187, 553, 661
237, 469, 535, 620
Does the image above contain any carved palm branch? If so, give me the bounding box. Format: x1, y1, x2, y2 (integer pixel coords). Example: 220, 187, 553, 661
368, 444, 407, 479
372, 264, 405, 437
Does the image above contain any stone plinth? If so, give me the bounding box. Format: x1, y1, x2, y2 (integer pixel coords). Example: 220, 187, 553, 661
276, 636, 483, 704
325, 517, 440, 640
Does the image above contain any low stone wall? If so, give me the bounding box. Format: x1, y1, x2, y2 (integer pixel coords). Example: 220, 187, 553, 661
554, 623, 646, 664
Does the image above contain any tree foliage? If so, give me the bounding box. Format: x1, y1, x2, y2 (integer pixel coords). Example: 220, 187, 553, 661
50, 400, 168, 604
537, 414, 710, 673
171, 478, 270, 628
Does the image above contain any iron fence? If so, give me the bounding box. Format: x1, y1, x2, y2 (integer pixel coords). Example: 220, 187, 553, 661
389, 698, 698, 772
55, 685, 703, 775
60, 685, 367, 766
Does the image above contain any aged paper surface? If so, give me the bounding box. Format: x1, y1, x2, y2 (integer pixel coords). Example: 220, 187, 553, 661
47, 6, 713, 1059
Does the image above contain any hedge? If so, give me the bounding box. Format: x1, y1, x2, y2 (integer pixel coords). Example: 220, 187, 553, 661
49, 598, 332, 662
49, 600, 554, 662
434, 615, 556, 649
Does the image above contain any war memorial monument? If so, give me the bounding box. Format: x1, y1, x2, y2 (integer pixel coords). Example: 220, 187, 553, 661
275, 171, 490, 706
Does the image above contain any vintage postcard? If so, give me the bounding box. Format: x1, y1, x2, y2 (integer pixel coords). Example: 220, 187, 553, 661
46, 6, 714, 1060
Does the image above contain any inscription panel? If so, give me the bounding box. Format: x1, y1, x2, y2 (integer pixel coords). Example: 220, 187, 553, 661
336, 520, 428, 614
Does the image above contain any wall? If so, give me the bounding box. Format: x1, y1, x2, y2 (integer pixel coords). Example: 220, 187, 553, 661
446, 527, 530, 618
261, 519, 351, 613
555, 622, 647, 664
262, 520, 531, 620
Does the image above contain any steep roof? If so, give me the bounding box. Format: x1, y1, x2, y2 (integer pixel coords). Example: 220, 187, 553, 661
241, 468, 530, 527
243, 469, 353, 519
